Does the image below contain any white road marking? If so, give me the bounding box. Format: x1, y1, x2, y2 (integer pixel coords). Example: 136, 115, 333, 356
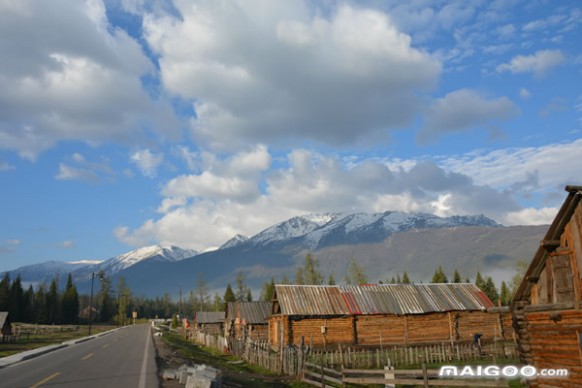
138, 327, 150, 388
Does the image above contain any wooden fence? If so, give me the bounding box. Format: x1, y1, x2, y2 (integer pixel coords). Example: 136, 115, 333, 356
191, 329, 518, 380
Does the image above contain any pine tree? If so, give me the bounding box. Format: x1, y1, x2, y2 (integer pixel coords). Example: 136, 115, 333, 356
401, 272, 411, 284
235, 271, 249, 301
294, 267, 304, 285
97, 271, 114, 323
246, 289, 253, 302
475, 271, 486, 290
483, 276, 500, 304
452, 270, 462, 283
35, 284, 47, 323
396, 275, 401, 283
62, 274, 80, 324
116, 276, 131, 326
46, 278, 61, 324
431, 266, 448, 283
327, 273, 336, 285
260, 278, 275, 302
0, 273, 10, 311
9, 274, 25, 322
223, 283, 236, 307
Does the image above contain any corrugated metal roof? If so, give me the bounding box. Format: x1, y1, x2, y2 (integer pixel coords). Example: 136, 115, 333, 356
274, 284, 493, 316
195, 311, 225, 324
226, 301, 271, 324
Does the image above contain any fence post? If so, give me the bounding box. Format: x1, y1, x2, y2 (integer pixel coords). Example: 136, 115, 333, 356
384, 365, 395, 388
422, 362, 429, 388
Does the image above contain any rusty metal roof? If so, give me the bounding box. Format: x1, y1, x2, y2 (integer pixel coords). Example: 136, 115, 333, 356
226, 301, 271, 324
195, 311, 225, 324
274, 284, 493, 316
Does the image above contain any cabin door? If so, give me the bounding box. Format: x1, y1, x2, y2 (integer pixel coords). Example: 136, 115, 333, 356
552, 254, 575, 303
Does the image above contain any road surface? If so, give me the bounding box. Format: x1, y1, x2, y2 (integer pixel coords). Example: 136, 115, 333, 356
0, 324, 158, 388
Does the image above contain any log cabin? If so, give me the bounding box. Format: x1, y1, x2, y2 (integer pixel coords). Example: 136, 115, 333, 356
193, 311, 225, 336
512, 185, 582, 387
269, 284, 509, 349
225, 301, 271, 343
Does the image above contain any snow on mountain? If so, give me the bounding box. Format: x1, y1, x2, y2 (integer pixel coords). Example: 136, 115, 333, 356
220, 234, 249, 249
1, 260, 94, 287
241, 211, 501, 250
94, 245, 199, 274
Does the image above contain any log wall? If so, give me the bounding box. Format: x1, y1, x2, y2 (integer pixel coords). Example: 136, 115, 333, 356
522, 309, 582, 388
269, 310, 512, 348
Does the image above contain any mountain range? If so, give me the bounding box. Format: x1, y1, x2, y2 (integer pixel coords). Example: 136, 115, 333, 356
2, 211, 547, 298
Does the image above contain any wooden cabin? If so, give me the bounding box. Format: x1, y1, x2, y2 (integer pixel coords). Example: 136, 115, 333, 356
225, 301, 271, 343
269, 284, 509, 349
512, 185, 582, 387
193, 311, 225, 336
0, 311, 11, 342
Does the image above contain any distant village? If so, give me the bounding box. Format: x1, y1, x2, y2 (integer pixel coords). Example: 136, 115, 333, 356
2, 185, 582, 387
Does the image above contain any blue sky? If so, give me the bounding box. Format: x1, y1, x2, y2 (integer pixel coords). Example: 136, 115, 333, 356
1, 0, 581, 272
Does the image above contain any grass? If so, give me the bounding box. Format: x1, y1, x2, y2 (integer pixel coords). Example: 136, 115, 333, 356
0, 324, 113, 358
161, 331, 312, 388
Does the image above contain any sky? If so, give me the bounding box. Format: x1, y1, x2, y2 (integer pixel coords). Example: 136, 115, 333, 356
0, 0, 581, 272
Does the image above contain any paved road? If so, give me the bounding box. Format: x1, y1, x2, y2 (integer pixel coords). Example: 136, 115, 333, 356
0, 324, 158, 388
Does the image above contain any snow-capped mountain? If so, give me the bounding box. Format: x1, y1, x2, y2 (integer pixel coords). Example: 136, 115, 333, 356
83, 245, 198, 275
220, 234, 249, 249
236, 211, 500, 250
1, 260, 98, 288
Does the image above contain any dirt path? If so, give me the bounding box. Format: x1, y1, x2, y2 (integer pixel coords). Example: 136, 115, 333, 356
152, 331, 299, 388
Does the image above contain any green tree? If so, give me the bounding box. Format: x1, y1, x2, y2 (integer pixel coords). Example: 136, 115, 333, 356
9, 274, 25, 322
116, 276, 131, 326
246, 288, 253, 302
24, 285, 35, 323
401, 272, 411, 284
260, 278, 276, 302
0, 273, 10, 311
46, 277, 61, 324
452, 270, 462, 283
431, 266, 448, 283
500, 281, 511, 306
345, 258, 368, 285
224, 283, 236, 304
35, 283, 47, 323
211, 293, 223, 311
303, 253, 324, 285
327, 273, 336, 285
483, 276, 500, 305
475, 271, 486, 290
62, 273, 79, 324
97, 271, 114, 322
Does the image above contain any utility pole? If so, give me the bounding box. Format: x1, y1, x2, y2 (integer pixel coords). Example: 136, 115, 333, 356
88, 272, 95, 335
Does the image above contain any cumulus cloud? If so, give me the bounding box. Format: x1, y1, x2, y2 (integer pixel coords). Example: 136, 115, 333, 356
0, 0, 182, 159
115, 147, 537, 251
419, 89, 518, 143
142, 2, 441, 150
496, 49, 566, 77
130, 149, 164, 178
55, 152, 113, 182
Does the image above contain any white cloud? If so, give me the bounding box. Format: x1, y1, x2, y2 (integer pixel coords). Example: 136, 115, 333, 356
440, 138, 582, 191
58, 240, 75, 249
519, 88, 531, 99
130, 149, 164, 178
143, 2, 441, 150
503, 207, 558, 226
0, 161, 15, 171
116, 147, 533, 251
0, 0, 182, 159
0, 239, 21, 254
419, 89, 518, 143
496, 49, 566, 77
56, 163, 99, 182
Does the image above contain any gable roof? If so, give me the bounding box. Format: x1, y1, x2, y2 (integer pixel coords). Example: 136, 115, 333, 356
226, 301, 271, 324
513, 185, 582, 303
195, 311, 225, 324
273, 283, 493, 317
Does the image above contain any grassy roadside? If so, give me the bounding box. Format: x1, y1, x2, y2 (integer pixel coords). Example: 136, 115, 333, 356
0, 325, 113, 358
161, 331, 310, 388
